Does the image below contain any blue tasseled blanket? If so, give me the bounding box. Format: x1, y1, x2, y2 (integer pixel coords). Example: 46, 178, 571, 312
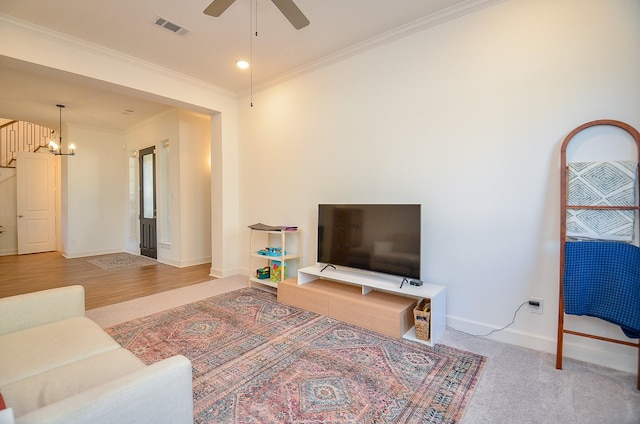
563, 241, 640, 338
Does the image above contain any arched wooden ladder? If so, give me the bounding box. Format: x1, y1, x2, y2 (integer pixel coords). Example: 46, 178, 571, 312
557, 119, 640, 390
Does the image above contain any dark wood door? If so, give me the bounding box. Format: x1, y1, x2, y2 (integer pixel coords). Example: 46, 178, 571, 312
139, 146, 157, 259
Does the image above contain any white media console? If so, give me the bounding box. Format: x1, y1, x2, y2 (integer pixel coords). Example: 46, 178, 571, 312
281, 265, 446, 346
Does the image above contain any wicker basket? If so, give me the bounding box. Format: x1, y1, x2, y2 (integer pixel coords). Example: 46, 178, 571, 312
413, 299, 431, 341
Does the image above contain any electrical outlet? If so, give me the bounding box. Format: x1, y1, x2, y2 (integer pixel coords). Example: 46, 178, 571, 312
529, 297, 543, 315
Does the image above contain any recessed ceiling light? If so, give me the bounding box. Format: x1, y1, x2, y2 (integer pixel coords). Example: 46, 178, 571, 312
236, 60, 250, 70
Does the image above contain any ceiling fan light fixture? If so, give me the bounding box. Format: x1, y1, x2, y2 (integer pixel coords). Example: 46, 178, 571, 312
204, 0, 309, 30
236, 60, 250, 70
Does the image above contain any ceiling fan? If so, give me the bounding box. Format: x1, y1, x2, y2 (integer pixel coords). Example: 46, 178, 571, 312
204, 0, 310, 30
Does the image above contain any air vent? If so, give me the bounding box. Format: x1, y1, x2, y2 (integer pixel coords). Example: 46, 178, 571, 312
154, 16, 189, 36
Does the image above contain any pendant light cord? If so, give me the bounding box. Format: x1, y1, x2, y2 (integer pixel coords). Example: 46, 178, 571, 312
57, 104, 64, 146
250, 0, 256, 107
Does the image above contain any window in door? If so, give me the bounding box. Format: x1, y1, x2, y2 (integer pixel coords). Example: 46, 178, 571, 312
139, 146, 157, 259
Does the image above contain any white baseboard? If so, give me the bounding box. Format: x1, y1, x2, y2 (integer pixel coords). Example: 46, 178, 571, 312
0, 248, 18, 256
210, 267, 245, 279
179, 256, 211, 267
447, 315, 638, 374
155, 256, 211, 268
157, 257, 180, 267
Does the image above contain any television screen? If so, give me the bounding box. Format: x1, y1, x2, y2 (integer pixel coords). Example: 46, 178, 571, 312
317, 204, 421, 280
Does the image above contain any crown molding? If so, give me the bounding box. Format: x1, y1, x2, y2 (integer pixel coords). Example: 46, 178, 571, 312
1, 0, 506, 100
0, 13, 237, 99
245, 0, 506, 96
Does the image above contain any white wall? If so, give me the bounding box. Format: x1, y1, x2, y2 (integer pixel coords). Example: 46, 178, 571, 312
0, 168, 17, 255
238, 0, 640, 372
177, 110, 212, 267
62, 125, 128, 257
125, 109, 212, 267
0, 125, 128, 258
210, 112, 243, 278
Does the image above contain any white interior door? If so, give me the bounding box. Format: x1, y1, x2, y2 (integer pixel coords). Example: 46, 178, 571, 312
17, 152, 56, 254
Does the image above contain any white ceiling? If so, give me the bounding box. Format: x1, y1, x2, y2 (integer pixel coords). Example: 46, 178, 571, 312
0, 0, 485, 130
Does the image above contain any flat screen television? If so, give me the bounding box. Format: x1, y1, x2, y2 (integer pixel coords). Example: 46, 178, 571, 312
317, 204, 421, 280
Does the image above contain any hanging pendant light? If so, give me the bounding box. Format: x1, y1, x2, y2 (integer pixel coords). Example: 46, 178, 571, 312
48, 104, 76, 156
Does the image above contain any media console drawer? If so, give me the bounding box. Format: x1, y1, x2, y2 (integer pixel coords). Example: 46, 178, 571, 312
278, 278, 417, 338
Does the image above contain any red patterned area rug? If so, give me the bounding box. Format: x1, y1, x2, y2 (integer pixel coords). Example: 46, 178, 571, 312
106, 288, 486, 423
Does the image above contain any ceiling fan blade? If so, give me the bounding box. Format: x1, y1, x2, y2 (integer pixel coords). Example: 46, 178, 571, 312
203, 0, 237, 17
270, 0, 310, 29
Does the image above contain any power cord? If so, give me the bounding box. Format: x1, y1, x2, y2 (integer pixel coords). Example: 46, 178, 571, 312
448, 301, 529, 337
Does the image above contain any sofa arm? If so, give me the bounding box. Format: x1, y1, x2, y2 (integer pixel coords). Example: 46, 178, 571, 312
0, 286, 85, 336
0, 408, 15, 424
16, 355, 194, 424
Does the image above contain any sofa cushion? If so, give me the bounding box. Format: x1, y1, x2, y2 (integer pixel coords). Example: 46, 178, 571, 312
0, 317, 121, 386
2, 348, 146, 418
0, 286, 85, 337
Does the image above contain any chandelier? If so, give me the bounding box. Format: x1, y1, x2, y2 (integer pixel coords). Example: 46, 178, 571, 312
48, 104, 76, 156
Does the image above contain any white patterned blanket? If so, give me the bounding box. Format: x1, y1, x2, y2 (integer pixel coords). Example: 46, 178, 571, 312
566, 161, 637, 242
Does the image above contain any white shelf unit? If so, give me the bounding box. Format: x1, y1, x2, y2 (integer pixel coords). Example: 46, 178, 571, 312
249, 229, 302, 290
297, 265, 446, 346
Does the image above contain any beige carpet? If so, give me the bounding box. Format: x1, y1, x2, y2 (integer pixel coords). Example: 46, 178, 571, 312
86, 275, 640, 424
86, 275, 248, 327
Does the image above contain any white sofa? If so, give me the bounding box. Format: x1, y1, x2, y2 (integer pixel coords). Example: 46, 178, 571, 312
0, 286, 193, 424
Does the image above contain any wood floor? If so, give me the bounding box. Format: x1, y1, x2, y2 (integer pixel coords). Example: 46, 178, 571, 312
0, 252, 215, 310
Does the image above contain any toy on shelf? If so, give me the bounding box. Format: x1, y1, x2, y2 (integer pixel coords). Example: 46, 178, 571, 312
256, 266, 270, 280
270, 261, 287, 282
258, 247, 286, 257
